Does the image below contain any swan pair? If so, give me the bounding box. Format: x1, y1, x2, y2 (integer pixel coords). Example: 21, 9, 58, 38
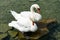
8, 4, 42, 33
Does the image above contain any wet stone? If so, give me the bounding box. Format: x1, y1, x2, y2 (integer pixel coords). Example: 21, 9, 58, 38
0, 33, 7, 40
8, 30, 18, 38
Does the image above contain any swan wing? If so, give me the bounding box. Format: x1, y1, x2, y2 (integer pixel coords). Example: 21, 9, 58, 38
20, 11, 33, 18
8, 21, 30, 32
20, 11, 35, 21
17, 17, 32, 27
10, 10, 21, 20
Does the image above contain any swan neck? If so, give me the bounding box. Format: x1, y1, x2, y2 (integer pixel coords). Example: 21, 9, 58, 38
30, 6, 35, 13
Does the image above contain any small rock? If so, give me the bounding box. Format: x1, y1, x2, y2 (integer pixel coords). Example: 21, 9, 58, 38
0, 33, 7, 39
8, 30, 18, 37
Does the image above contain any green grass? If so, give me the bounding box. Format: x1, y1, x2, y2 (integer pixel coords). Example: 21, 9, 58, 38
0, 0, 60, 40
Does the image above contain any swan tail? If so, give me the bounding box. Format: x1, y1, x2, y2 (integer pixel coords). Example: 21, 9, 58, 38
8, 21, 15, 27
10, 10, 19, 20
8, 23, 12, 27
8, 21, 19, 27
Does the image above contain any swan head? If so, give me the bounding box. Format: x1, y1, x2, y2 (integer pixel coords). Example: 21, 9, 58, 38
30, 4, 40, 13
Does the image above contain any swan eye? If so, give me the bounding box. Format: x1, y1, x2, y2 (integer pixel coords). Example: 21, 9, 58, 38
37, 8, 40, 10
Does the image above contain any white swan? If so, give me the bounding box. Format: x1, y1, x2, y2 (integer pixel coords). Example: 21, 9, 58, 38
10, 4, 42, 22
20, 4, 42, 22
8, 4, 42, 32
8, 18, 38, 32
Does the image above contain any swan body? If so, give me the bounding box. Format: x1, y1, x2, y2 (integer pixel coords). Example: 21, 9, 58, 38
20, 11, 42, 22
8, 4, 42, 32
20, 4, 42, 22
8, 18, 38, 32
